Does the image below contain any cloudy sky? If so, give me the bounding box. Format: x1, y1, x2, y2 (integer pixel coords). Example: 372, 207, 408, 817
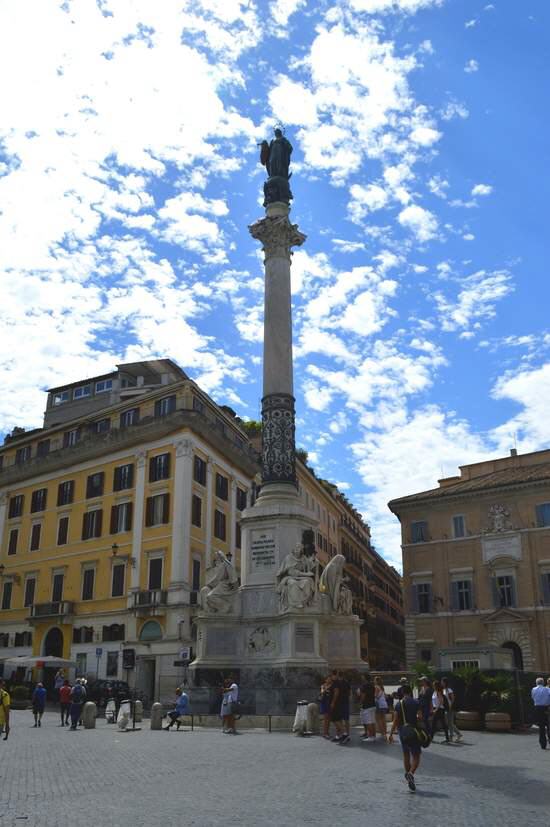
1, 0, 548, 569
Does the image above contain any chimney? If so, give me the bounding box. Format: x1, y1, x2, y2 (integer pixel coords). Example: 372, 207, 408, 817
510, 448, 518, 457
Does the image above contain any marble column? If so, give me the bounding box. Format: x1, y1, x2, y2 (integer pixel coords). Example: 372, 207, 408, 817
249, 203, 306, 493
170, 438, 193, 587
130, 449, 147, 592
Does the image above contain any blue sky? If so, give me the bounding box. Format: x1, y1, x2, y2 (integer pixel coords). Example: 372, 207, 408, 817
1, 0, 549, 569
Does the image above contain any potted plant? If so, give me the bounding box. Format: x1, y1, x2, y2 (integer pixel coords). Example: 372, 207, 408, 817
453, 666, 484, 730
9, 684, 31, 709
482, 674, 513, 732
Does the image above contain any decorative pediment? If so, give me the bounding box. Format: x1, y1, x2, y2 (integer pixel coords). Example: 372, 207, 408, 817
483, 607, 531, 625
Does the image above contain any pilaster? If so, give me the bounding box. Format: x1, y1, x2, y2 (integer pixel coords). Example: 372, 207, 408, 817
205, 458, 214, 566
130, 449, 147, 591
0, 492, 7, 551
170, 438, 193, 587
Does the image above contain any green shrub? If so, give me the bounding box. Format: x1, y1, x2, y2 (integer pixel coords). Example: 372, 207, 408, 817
10, 684, 30, 700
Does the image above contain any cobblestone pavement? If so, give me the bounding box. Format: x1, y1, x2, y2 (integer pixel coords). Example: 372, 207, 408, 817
0, 710, 548, 827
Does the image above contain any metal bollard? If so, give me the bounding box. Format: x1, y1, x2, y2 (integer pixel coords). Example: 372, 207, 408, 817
82, 701, 97, 729
150, 702, 163, 730
134, 699, 143, 722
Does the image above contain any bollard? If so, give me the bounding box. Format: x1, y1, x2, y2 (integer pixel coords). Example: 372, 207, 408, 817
134, 699, 143, 723
306, 702, 320, 734
82, 701, 97, 729
150, 702, 163, 730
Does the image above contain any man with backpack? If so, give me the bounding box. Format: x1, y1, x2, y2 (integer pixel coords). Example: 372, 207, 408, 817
69, 679, 86, 731
388, 684, 426, 793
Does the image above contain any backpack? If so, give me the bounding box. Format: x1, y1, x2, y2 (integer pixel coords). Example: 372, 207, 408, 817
72, 684, 84, 703
399, 701, 431, 749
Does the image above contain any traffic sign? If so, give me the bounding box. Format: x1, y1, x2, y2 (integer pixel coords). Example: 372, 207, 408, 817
179, 646, 191, 661
96, 647, 103, 657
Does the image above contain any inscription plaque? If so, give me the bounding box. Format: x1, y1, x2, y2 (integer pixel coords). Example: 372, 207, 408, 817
250, 529, 277, 570
482, 532, 522, 563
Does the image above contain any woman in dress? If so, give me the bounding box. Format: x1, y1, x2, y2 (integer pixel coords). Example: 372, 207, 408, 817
431, 680, 450, 742
374, 676, 389, 742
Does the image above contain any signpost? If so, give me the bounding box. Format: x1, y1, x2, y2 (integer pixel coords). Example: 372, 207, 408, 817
95, 647, 102, 680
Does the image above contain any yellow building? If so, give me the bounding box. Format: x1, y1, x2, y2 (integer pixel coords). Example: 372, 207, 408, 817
389, 448, 550, 672
0, 360, 256, 701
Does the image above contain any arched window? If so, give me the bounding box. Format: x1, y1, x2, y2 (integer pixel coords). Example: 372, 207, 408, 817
139, 620, 162, 641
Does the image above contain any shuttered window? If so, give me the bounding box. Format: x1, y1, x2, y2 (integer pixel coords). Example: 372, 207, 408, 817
82, 510, 103, 540
145, 494, 170, 527
110, 502, 133, 533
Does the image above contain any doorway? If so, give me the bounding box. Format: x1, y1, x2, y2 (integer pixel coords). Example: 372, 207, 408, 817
136, 658, 156, 705
502, 641, 524, 670
42, 627, 64, 694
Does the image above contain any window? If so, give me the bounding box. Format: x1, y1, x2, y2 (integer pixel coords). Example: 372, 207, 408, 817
411, 521, 428, 543
149, 453, 170, 482
36, 439, 50, 458
112, 563, 125, 597
94, 418, 111, 434
419, 649, 432, 663
8, 495, 24, 519
76, 653, 87, 675
86, 471, 104, 499
191, 495, 202, 527
14, 631, 32, 647
110, 502, 133, 533
30, 523, 41, 551
57, 516, 69, 546
145, 493, 170, 527
214, 509, 226, 541
24, 577, 36, 608
154, 395, 176, 417
53, 390, 69, 405
52, 573, 64, 603
215, 473, 229, 501
73, 384, 91, 399
148, 557, 163, 590
113, 463, 134, 491
81, 568, 95, 601
451, 659, 480, 671
73, 627, 93, 644
192, 395, 204, 414
95, 379, 113, 393
192, 559, 201, 592
236, 521, 242, 549
31, 488, 47, 513
194, 455, 207, 486
8, 529, 18, 556
106, 651, 119, 677
15, 445, 31, 465
452, 515, 465, 538
64, 428, 80, 448
494, 575, 516, 608
536, 503, 550, 528
1, 581, 13, 610
451, 579, 472, 611
236, 487, 247, 511
120, 407, 139, 428
412, 582, 432, 614
82, 509, 102, 540
57, 480, 74, 506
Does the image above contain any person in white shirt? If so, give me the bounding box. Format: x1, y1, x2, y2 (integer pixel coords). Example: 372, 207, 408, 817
441, 677, 462, 742
222, 675, 239, 735
531, 677, 550, 750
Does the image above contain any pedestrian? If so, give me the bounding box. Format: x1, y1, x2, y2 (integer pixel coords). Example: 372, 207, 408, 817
69, 679, 86, 731
395, 676, 409, 701
329, 669, 345, 743
388, 683, 422, 793
319, 675, 333, 739
358, 673, 376, 742
32, 682, 47, 728
0, 678, 10, 740
431, 680, 450, 743
418, 677, 433, 734
374, 676, 389, 742
164, 687, 190, 730
78, 678, 88, 726
59, 679, 72, 726
531, 677, 550, 750
338, 670, 351, 744
226, 674, 239, 735
442, 677, 462, 742
54, 669, 65, 701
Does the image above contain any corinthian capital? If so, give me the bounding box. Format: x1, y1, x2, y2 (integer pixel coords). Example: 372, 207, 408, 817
248, 215, 306, 259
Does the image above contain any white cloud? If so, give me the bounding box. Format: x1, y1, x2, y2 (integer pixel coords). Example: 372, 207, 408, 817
348, 183, 390, 221
433, 269, 513, 333
465, 18, 478, 28
271, 0, 306, 27
471, 183, 493, 196
464, 59, 479, 73
440, 100, 469, 121
332, 238, 367, 254
428, 175, 449, 198
398, 204, 438, 242
349, 0, 444, 13
410, 126, 441, 146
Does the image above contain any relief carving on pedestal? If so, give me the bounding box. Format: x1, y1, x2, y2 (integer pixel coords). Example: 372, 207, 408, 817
247, 626, 276, 655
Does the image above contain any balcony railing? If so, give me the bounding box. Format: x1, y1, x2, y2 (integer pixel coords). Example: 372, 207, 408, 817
29, 601, 74, 619
133, 589, 168, 609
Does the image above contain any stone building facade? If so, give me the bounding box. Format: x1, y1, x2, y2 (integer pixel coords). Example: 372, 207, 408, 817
389, 448, 550, 672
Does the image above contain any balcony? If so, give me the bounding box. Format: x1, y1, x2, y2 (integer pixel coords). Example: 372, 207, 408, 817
28, 601, 74, 622
132, 589, 168, 616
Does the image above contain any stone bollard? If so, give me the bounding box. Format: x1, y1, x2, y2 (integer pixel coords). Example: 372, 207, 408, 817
82, 701, 97, 729
150, 702, 163, 730
306, 702, 320, 734
134, 699, 143, 723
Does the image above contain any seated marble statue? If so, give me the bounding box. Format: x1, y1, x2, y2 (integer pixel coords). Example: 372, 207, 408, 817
276, 543, 317, 611
200, 550, 239, 614
319, 554, 352, 614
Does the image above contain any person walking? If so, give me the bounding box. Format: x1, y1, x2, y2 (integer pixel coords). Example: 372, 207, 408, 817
431, 680, 450, 742
338, 671, 351, 744
388, 684, 422, 793
69, 679, 86, 731
32, 682, 47, 728
59, 679, 72, 726
0, 678, 10, 740
54, 669, 65, 702
531, 677, 550, 750
226, 675, 239, 735
417, 677, 433, 734
329, 670, 345, 743
319, 675, 333, 739
164, 687, 190, 730
442, 677, 462, 742
374, 676, 389, 742
358, 673, 376, 742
